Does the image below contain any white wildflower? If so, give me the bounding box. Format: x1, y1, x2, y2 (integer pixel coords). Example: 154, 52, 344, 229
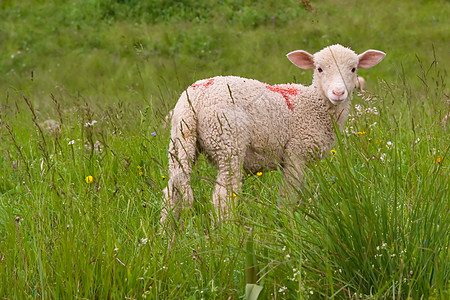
84, 120, 98, 127
85, 140, 103, 152
366, 107, 379, 115
94, 140, 103, 152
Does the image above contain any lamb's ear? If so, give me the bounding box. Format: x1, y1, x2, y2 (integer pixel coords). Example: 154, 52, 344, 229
358, 50, 386, 68
286, 50, 315, 69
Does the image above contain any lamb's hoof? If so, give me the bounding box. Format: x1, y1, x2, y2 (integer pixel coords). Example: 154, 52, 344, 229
212, 209, 230, 228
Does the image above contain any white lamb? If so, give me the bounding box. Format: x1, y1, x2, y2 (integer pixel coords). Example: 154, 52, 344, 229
162, 44, 385, 222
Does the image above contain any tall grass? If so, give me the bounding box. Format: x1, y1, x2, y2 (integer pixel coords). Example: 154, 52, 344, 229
0, 0, 449, 298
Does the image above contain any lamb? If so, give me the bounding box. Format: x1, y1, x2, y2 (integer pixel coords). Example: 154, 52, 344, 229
162, 44, 385, 222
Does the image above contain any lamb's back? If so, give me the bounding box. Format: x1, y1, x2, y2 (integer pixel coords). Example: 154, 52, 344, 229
186, 76, 298, 172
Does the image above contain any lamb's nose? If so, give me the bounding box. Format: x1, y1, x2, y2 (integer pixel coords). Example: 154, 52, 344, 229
332, 89, 345, 96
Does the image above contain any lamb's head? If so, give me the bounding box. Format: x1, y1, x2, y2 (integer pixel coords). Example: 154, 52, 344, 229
287, 44, 385, 105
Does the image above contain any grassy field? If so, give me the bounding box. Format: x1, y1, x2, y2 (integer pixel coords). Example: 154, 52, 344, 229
0, 0, 449, 298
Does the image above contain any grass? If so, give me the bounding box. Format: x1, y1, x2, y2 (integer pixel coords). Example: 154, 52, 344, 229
0, 0, 449, 298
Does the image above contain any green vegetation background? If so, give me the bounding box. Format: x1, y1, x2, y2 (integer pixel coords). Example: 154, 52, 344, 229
0, 0, 448, 299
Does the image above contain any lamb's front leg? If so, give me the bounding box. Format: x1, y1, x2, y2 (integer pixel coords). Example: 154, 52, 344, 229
280, 145, 308, 205
281, 159, 305, 196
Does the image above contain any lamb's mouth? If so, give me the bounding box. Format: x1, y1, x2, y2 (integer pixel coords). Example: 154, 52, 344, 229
328, 97, 348, 105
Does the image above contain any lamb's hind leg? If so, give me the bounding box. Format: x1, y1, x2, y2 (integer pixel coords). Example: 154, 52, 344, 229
212, 152, 244, 220
161, 134, 196, 224
198, 104, 250, 221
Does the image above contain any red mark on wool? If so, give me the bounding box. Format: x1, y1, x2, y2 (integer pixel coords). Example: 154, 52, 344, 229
265, 84, 299, 111
203, 78, 214, 88
191, 78, 215, 89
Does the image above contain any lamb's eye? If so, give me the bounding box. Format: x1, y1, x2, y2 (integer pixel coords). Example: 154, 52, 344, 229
318, 67, 323, 73
351, 67, 356, 73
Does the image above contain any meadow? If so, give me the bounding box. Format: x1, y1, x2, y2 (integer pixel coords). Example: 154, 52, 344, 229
0, 0, 449, 298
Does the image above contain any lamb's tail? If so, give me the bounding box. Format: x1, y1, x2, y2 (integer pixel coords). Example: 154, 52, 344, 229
162, 90, 197, 222
355, 76, 366, 91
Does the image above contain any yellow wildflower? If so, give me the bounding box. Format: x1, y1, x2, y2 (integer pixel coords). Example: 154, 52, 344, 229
139, 171, 144, 176
137, 165, 142, 169
85, 175, 94, 184
357, 131, 367, 135
330, 149, 337, 155
232, 193, 237, 198
434, 157, 443, 164
161, 175, 167, 180
256, 172, 263, 176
